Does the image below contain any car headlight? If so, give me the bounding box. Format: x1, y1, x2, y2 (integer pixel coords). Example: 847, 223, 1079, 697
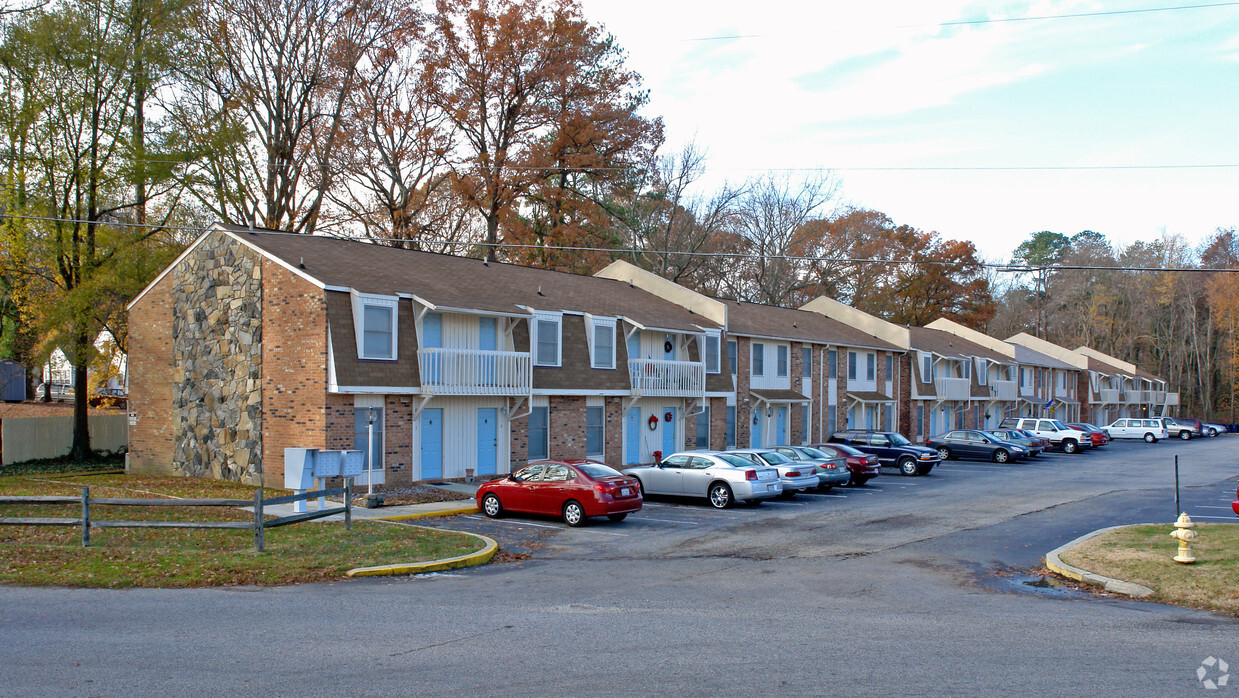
1013, 447, 1025, 453
920, 453, 933, 460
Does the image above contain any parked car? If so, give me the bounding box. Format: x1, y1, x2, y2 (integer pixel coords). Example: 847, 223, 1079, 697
773, 445, 851, 490
1104, 418, 1167, 442
477, 459, 642, 526
1014, 429, 1052, 452
624, 451, 782, 509
808, 443, 882, 486
997, 418, 1092, 453
1202, 422, 1227, 437
827, 430, 939, 476
926, 430, 1027, 463
727, 449, 820, 496
1232, 480, 1239, 517
1160, 417, 1199, 440
987, 429, 1044, 457
1067, 423, 1110, 447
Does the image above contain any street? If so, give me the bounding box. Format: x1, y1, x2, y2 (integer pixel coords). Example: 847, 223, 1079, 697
1, 438, 1236, 696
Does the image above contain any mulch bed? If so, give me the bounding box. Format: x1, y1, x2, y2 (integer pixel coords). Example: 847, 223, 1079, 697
350, 483, 472, 507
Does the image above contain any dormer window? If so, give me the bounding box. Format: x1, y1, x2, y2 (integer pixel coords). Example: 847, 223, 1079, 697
353, 293, 398, 361
705, 331, 721, 374
589, 317, 616, 369
532, 312, 562, 367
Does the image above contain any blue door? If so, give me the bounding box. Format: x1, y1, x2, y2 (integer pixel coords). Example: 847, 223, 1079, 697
752, 409, 764, 448
662, 406, 677, 455
422, 313, 443, 385
625, 408, 640, 465
478, 317, 497, 386
420, 408, 443, 479
776, 406, 787, 446
476, 408, 497, 475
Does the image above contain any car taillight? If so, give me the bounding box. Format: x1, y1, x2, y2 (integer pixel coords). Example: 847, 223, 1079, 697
745, 470, 758, 481
594, 484, 616, 494
787, 471, 800, 477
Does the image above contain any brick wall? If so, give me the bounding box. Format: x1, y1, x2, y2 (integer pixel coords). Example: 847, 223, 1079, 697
709, 396, 728, 450
604, 397, 623, 465
127, 273, 176, 474
548, 396, 586, 458
736, 337, 751, 447
260, 259, 328, 488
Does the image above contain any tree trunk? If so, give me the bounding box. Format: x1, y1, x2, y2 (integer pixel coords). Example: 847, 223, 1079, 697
69, 358, 91, 461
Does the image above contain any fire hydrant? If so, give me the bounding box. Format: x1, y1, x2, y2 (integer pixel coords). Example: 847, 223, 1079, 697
1169, 513, 1197, 564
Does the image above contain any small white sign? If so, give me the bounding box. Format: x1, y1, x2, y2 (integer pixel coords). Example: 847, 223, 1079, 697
128, 413, 137, 426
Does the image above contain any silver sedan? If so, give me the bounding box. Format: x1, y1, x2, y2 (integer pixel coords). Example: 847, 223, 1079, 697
726, 449, 820, 496
623, 452, 783, 509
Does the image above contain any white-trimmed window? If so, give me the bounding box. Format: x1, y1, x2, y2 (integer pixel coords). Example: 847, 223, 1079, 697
865, 353, 876, 381
885, 354, 893, 381
589, 317, 616, 369
728, 340, 738, 375
752, 342, 765, 376
776, 345, 788, 377
977, 359, 987, 385
586, 402, 604, 457
353, 293, 398, 360
704, 331, 721, 374
802, 347, 812, 378
961, 359, 971, 380
532, 312, 562, 367
920, 352, 932, 382
848, 351, 857, 380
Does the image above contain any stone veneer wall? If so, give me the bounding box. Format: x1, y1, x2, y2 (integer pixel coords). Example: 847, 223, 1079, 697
171, 234, 263, 481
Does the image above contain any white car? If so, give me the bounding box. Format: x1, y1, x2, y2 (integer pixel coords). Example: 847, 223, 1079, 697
1203, 422, 1227, 437
624, 452, 782, 509
998, 417, 1092, 454
1105, 418, 1168, 443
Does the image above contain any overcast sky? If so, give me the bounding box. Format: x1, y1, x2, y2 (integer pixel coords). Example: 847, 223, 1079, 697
577, 0, 1239, 261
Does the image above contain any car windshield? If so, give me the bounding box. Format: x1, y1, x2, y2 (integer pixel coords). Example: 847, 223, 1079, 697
758, 452, 792, 465
800, 447, 829, 459
828, 443, 864, 457
888, 433, 912, 446
575, 463, 623, 478
717, 454, 755, 468
1050, 420, 1068, 430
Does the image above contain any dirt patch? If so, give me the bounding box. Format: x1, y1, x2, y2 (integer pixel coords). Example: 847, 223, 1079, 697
352, 483, 471, 507
0, 401, 125, 418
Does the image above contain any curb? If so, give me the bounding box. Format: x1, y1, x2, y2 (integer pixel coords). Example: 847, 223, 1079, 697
346, 528, 498, 578
1045, 524, 1155, 598
374, 505, 480, 521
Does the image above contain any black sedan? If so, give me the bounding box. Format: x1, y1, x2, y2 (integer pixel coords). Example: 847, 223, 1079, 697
926, 430, 1029, 463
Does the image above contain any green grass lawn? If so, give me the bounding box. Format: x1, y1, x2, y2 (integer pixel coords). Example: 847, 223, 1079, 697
1059, 522, 1239, 616
0, 472, 486, 588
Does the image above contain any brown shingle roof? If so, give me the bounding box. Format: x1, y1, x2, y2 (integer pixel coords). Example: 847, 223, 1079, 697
907, 326, 1011, 363
228, 226, 718, 333
719, 299, 902, 352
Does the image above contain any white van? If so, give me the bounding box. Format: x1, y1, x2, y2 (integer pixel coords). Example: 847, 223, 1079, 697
997, 417, 1092, 453
1105, 418, 1168, 443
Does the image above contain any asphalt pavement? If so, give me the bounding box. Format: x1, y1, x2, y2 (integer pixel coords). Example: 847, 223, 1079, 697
1, 437, 1236, 696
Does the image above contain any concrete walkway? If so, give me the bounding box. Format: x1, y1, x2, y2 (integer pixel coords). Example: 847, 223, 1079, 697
250, 482, 482, 522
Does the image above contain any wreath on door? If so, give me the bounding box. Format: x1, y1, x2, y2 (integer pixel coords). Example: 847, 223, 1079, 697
648, 414, 659, 431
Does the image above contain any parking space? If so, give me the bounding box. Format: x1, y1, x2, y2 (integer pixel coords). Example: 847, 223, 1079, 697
405, 437, 1236, 561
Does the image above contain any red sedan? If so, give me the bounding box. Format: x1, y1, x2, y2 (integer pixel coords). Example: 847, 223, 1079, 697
1231, 480, 1238, 517
809, 443, 881, 486
476, 459, 642, 526
1068, 423, 1110, 447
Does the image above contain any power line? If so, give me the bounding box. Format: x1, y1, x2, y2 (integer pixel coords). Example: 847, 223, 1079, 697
5, 213, 1237, 273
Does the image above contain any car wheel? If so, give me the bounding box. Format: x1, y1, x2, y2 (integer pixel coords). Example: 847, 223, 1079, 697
779, 488, 796, 499
1179, 430, 1191, 440
1208, 427, 1218, 437
708, 482, 733, 509
993, 449, 1009, 464
819, 484, 834, 492
1144, 433, 1156, 443
851, 476, 871, 487
607, 513, 627, 522
1062, 440, 1079, 454
481, 493, 503, 518
562, 500, 586, 527
936, 447, 951, 461
899, 457, 918, 476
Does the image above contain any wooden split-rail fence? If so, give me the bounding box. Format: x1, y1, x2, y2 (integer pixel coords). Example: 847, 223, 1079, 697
0, 482, 353, 552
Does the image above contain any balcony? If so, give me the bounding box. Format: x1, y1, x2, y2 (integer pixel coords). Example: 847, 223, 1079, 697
935, 376, 971, 401
1121, 390, 1145, 405
1098, 388, 1120, 404
418, 348, 532, 396
1163, 392, 1180, 407
989, 380, 1017, 402
1054, 384, 1073, 400
629, 359, 705, 397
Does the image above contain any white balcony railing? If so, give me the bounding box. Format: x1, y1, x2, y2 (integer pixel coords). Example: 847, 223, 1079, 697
418, 348, 532, 396
1055, 384, 1073, 400
1098, 388, 1120, 404
629, 359, 705, 397
1163, 392, 1180, 407
1121, 390, 1143, 405
935, 376, 971, 401
989, 380, 1017, 402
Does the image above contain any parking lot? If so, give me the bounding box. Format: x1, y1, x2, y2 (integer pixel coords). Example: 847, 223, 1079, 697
412, 437, 1239, 566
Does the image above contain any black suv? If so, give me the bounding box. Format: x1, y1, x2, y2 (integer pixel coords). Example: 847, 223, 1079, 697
828, 430, 940, 476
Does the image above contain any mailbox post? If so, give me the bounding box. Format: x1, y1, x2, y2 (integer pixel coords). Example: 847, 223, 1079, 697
283, 448, 317, 513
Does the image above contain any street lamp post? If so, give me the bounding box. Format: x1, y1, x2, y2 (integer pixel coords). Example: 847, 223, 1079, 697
366, 407, 376, 497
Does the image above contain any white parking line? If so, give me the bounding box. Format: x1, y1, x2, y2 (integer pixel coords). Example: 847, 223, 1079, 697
461, 515, 628, 535
1194, 506, 1234, 510
798, 492, 846, 498
629, 516, 700, 525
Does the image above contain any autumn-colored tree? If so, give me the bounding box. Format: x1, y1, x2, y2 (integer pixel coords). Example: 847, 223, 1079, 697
424, 0, 660, 265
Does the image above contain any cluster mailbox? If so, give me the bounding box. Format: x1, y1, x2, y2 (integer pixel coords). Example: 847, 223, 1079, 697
283, 448, 367, 512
